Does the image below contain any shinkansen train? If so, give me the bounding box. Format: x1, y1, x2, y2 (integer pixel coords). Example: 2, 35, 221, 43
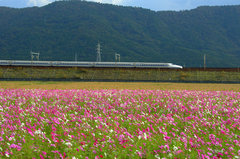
0, 60, 183, 69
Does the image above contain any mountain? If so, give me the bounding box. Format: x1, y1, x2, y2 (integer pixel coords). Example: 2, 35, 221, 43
0, 1, 240, 67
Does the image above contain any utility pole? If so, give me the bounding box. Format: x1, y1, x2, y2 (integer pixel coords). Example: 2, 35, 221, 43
75, 53, 77, 62
30, 51, 39, 80
114, 53, 120, 81
204, 54, 206, 70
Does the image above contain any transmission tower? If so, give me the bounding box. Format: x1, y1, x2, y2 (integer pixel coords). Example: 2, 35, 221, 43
96, 42, 101, 62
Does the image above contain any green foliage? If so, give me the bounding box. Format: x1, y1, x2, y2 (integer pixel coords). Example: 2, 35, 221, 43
0, 67, 239, 82
179, 72, 189, 81
0, 1, 240, 67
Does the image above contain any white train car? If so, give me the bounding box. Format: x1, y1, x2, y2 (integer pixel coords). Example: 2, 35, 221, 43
0, 60, 183, 69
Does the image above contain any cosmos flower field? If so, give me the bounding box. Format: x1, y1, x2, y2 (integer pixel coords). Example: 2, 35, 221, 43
0, 89, 240, 158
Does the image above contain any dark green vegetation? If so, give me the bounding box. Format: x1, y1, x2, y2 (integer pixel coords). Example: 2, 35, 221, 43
0, 1, 240, 67
0, 67, 239, 82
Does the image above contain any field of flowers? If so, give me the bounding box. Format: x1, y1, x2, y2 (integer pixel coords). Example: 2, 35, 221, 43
0, 89, 240, 158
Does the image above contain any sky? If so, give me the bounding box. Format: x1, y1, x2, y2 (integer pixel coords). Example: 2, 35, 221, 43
0, 0, 240, 11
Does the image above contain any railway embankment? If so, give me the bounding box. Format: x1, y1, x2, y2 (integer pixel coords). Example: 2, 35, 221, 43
0, 66, 239, 83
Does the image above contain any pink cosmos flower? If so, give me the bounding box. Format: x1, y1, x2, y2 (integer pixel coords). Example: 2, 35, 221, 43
39, 154, 45, 159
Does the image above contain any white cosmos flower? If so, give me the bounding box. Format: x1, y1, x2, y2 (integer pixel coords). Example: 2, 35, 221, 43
143, 133, 147, 140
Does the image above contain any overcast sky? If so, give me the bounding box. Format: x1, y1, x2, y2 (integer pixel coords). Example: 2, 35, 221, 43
0, 0, 240, 11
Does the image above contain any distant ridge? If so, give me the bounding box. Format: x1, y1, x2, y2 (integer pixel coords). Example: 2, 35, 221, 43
0, 1, 239, 67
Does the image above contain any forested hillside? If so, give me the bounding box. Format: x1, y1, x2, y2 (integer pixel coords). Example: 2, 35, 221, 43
0, 1, 240, 67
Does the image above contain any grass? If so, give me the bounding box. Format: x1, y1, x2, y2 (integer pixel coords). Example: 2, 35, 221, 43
0, 81, 239, 91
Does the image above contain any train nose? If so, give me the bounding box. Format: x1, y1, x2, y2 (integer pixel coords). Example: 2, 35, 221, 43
172, 65, 183, 69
